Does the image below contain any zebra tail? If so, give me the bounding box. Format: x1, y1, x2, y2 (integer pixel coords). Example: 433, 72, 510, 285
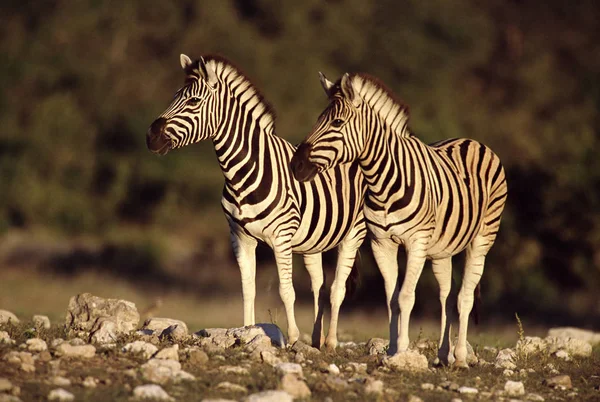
472, 283, 481, 325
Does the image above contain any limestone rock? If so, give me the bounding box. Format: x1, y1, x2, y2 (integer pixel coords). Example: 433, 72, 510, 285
516, 336, 547, 356
140, 358, 194, 385
90, 316, 119, 344
123, 341, 158, 360
3, 351, 35, 372
275, 362, 303, 377
458, 386, 478, 394
154, 344, 179, 361
543, 375, 572, 389
382, 350, 428, 372
185, 348, 209, 365
51, 376, 71, 387
0, 331, 13, 344
220, 366, 250, 376
421, 383, 435, 390
0, 395, 22, 402
280, 373, 311, 399
55, 343, 96, 359
504, 380, 525, 396
365, 378, 384, 395
345, 362, 367, 374
366, 338, 388, 355
244, 390, 293, 402
216, 382, 247, 394
526, 393, 545, 401
25, 338, 47, 353
65, 293, 139, 337
132, 384, 174, 401
32, 315, 51, 330
548, 327, 600, 345
495, 348, 517, 370
47, 388, 74, 401
260, 350, 282, 366
0, 378, 13, 392
0, 310, 19, 325
195, 328, 228, 338
82, 376, 98, 388
290, 340, 320, 356
545, 336, 592, 357
142, 318, 188, 341
327, 363, 340, 375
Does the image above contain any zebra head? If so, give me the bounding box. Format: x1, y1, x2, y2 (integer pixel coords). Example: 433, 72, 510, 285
291, 72, 365, 182
147, 54, 220, 155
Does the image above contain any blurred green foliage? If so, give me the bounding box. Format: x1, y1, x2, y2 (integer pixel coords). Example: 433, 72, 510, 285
1, 0, 599, 322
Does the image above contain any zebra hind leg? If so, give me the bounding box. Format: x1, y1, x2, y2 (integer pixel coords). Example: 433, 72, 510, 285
303, 253, 326, 348
230, 230, 258, 326
455, 235, 490, 368
273, 240, 300, 345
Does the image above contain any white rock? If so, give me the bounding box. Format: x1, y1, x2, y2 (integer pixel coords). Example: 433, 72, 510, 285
421, 383, 435, 390
0, 394, 22, 402
545, 336, 592, 357
32, 315, 51, 329
132, 384, 174, 401
48, 388, 74, 401
82, 376, 98, 388
26, 338, 48, 353
142, 318, 188, 341
382, 350, 428, 372
140, 358, 194, 385
244, 390, 293, 402
216, 382, 247, 394
327, 363, 340, 375
220, 366, 250, 375
154, 344, 179, 361
65, 293, 139, 335
90, 316, 119, 344
51, 376, 71, 387
504, 380, 525, 396
526, 393, 545, 401
50, 338, 65, 349
274, 362, 303, 377
503, 369, 515, 376
365, 378, 384, 394
408, 396, 424, 402
0, 331, 13, 344
366, 338, 388, 355
495, 348, 517, 369
345, 362, 367, 374
0, 378, 13, 392
555, 350, 570, 360
516, 336, 547, 355
458, 386, 478, 394
123, 341, 159, 359
280, 373, 311, 399
548, 327, 600, 346
260, 350, 282, 366
55, 343, 96, 358
0, 310, 19, 324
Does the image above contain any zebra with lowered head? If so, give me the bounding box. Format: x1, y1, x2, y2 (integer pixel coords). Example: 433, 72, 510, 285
291, 72, 507, 367
146, 55, 367, 348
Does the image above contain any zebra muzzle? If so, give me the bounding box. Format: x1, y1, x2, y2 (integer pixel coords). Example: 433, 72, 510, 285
291, 143, 318, 182
146, 118, 172, 155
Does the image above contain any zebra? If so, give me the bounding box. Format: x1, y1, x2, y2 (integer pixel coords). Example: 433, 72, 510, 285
146, 54, 367, 348
291, 72, 507, 367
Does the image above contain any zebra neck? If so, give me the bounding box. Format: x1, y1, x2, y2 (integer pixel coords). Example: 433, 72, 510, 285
211, 106, 277, 185
359, 131, 409, 208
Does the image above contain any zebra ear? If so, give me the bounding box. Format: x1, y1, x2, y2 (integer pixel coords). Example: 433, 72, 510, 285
180, 54, 193, 70
341, 73, 361, 107
198, 56, 218, 88
319, 72, 335, 97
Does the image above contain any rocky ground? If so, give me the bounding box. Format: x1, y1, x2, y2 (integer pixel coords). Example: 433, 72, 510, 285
1, 294, 599, 402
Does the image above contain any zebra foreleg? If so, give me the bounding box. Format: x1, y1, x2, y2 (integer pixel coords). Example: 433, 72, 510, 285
230, 230, 258, 326
431, 257, 455, 366
397, 240, 428, 353
273, 240, 300, 345
324, 235, 361, 350
371, 238, 400, 355
455, 235, 488, 368
303, 253, 326, 348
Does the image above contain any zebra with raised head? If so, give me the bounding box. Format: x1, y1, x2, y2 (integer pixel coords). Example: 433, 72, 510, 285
146, 54, 367, 348
291, 72, 507, 367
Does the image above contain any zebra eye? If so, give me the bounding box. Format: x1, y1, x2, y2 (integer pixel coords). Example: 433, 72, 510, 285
188, 97, 202, 104
331, 119, 345, 127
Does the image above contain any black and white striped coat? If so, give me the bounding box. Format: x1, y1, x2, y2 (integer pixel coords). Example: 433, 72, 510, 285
291, 72, 507, 366
146, 55, 366, 347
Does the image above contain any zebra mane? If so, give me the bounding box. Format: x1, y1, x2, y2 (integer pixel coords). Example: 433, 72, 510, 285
342, 73, 410, 137
187, 54, 277, 130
